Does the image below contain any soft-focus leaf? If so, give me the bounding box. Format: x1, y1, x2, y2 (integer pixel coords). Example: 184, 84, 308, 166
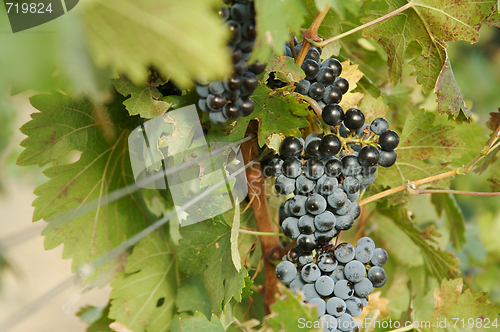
252, 0, 307, 61
431, 194, 466, 251
179, 312, 225, 332
358, 94, 389, 124
176, 215, 248, 313
379, 204, 460, 283
112, 78, 172, 118
109, 228, 178, 332
176, 276, 212, 319
430, 278, 500, 322
77, 305, 113, 332
17, 92, 153, 274
338, 60, 365, 110
362, 0, 496, 120
205, 84, 310, 147
82, 0, 231, 87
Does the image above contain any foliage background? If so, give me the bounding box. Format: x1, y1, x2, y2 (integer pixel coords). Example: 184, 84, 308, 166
0, 0, 499, 331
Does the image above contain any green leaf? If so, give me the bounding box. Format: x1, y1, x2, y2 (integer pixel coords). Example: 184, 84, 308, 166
431, 194, 466, 251
231, 202, 242, 272
179, 312, 225, 332
430, 278, 500, 322
176, 215, 248, 313
264, 55, 305, 83
77, 305, 113, 332
109, 228, 178, 332
112, 78, 172, 118
379, 204, 460, 283
252, 0, 307, 61
176, 276, 213, 319
17, 92, 153, 274
374, 109, 471, 204
205, 84, 310, 147
264, 285, 321, 332
362, 0, 496, 120
82, 0, 231, 87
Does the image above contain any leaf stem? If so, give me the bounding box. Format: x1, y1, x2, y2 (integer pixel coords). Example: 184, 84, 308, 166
311, 1, 415, 47
295, 4, 331, 66
408, 188, 500, 196
239, 229, 287, 237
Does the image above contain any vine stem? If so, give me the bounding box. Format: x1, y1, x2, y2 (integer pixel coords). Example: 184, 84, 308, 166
358, 123, 500, 206
311, 1, 415, 47
241, 121, 283, 315
408, 188, 500, 196
239, 229, 287, 237
295, 4, 331, 66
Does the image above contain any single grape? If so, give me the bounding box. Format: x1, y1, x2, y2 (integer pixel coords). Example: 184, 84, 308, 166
223, 102, 239, 120
370, 117, 389, 135
371, 248, 389, 267
378, 130, 399, 151
301, 59, 320, 80
290, 274, 306, 294
225, 89, 241, 101
322, 104, 344, 126
219, 5, 230, 20
195, 83, 209, 98
346, 191, 360, 203
316, 66, 335, 85
343, 108, 365, 130
298, 253, 314, 265
337, 313, 355, 332
198, 98, 208, 112
287, 246, 301, 263
316, 175, 338, 196
357, 237, 375, 250
309, 82, 326, 100
326, 297, 346, 317
319, 314, 338, 331
355, 244, 374, 264
354, 278, 373, 298
325, 158, 343, 177
334, 280, 355, 300
320, 135, 341, 156
282, 157, 302, 178
342, 155, 362, 177
288, 195, 307, 216
345, 297, 363, 317
322, 58, 342, 76
368, 266, 387, 288
295, 79, 311, 95
333, 199, 351, 216
306, 194, 328, 215
343, 176, 360, 195
265, 155, 283, 177
327, 188, 347, 210
275, 261, 297, 283
297, 234, 317, 252
318, 253, 338, 273
315, 228, 338, 244
231, 48, 243, 63
309, 298, 326, 317
334, 77, 349, 94
275, 174, 295, 195
335, 243, 355, 263
331, 265, 345, 283
358, 145, 380, 167
306, 47, 321, 62
227, 20, 242, 42
359, 297, 368, 308
344, 260, 366, 283
298, 214, 316, 235
236, 97, 254, 116
284, 46, 293, 57
302, 263, 322, 283
241, 71, 258, 92
304, 158, 325, 180
302, 283, 321, 302
323, 85, 343, 104
315, 275, 335, 296
223, 73, 241, 91
335, 213, 354, 231
281, 217, 300, 239
314, 211, 336, 232
242, 20, 256, 39
248, 61, 266, 75
208, 81, 225, 95
305, 138, 322, 158
378, 149, 397, 167
206, 94, 227, 111
295, 174, 316, 195
279, 136, 303, 158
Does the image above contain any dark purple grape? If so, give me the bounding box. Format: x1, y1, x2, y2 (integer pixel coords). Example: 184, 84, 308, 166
309, 82, 325, 100
301, 59, 320, 80
370, 118, 389, 135
316, 67, 335, 85
379, 130, 399, 151
231, 3, 252, 22
322, 104, 344, 126
236, 97, 254, 116
325, 158, 343, 177
242, 20, 256, 39
295, 79, 311, 95
282, 157, 303, 178
344, 108, 365, 130
358, 145, 380, 167
322, 58, 342, 76
320, 135, 341, 156
323, 85, 342, 104
305, 138, 321, 158
241, 71, 258, 92
335, 77, 349, 94
248, 61, 266, 74
223, 102, 239, 120
304, 158, 325, 180
223, 73, 241, 91
378, 149, 397, 167
206, 94, 227, 111
306, 47, 321, 62
279, 136, 303, 158
227, 20, 241, 42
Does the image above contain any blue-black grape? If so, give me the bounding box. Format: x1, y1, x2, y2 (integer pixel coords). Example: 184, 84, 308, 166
317, 253, 338, 272
370, 117, 389, 135
337, 313, 355, 332
343, 108, 365, 131
371, 248, 388, 267
309, 298, 326, 317
335, 214, 354, 231
334, 280, 355, 300
345, 297, 363, 317
368, 266, 387, 288
315, 275, 335, 296
328, 188, 347, 210
290, 274, 306, 294
282, 157, 303, 178
322, 104, 344, 126
281, 217, 300, 240
315, 228, 338, 244
309, 82, 326, 100
314, 211, 336, 232
356, 237, 375, 250
319, 314, 338, 331
378, 149, 397, 167
354, 278, 373, 298
280, 136, 303, 158
379, 130, 399, 151
298, 253, 314, 266
305, 137, 321, 158
275, 175, 295, 195
326, 297, 346, 317
358, 145, 380, 167
331, 265, 346, 282
320, 135, 342, 156
316, 175, 338, 196
297, 233, 317, 252
304, 158, 325, 180
298, 214, 316, 235
288, 195, 307, 216
344, 260, 366, 283
302, 263, 322, 283
322, 58, 342, 76
295, 79, 311, 95
302, 59, 320, 80
324, 157, 343, 177
302, 283, 320, 302
316, 66, 335, 85
295, 174, 316, 195
323, 85, 343, 104
334, 199, 351, 216
306, 194, 327, 215
355, 244, 374, 264
343, 176, 360, 195
275, 261, 297, 283
335, 243, 355, 263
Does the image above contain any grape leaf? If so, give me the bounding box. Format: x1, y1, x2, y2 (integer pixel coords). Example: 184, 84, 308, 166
430, 278, 500, 322
263, 284, 321, 332
82, 0, 231, 87
431, 194, 466, 251
179, 312, 224, 332
17, 92, 153, 274
379, 204, 460, 283
112, 78, 172, 118
264, 55, 305, 83
77, 305, 113, 332
338, 61, 365, 110
176, 276, 212, 319
358, 94, 389, 124
374, 109, 471, 204
252, 0, 307, 61
486, 108, 500, 131
362, 0, 496, 120
204, 84, 310, 147
109, 228, 178, 332
176, 215, 248, 313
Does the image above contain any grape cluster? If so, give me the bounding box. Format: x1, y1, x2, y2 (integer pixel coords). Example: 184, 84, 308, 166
196, 0, 266, 124
275, 237, 388, 332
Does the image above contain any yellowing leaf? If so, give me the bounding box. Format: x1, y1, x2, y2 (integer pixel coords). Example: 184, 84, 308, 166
338, 60, 365, 110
